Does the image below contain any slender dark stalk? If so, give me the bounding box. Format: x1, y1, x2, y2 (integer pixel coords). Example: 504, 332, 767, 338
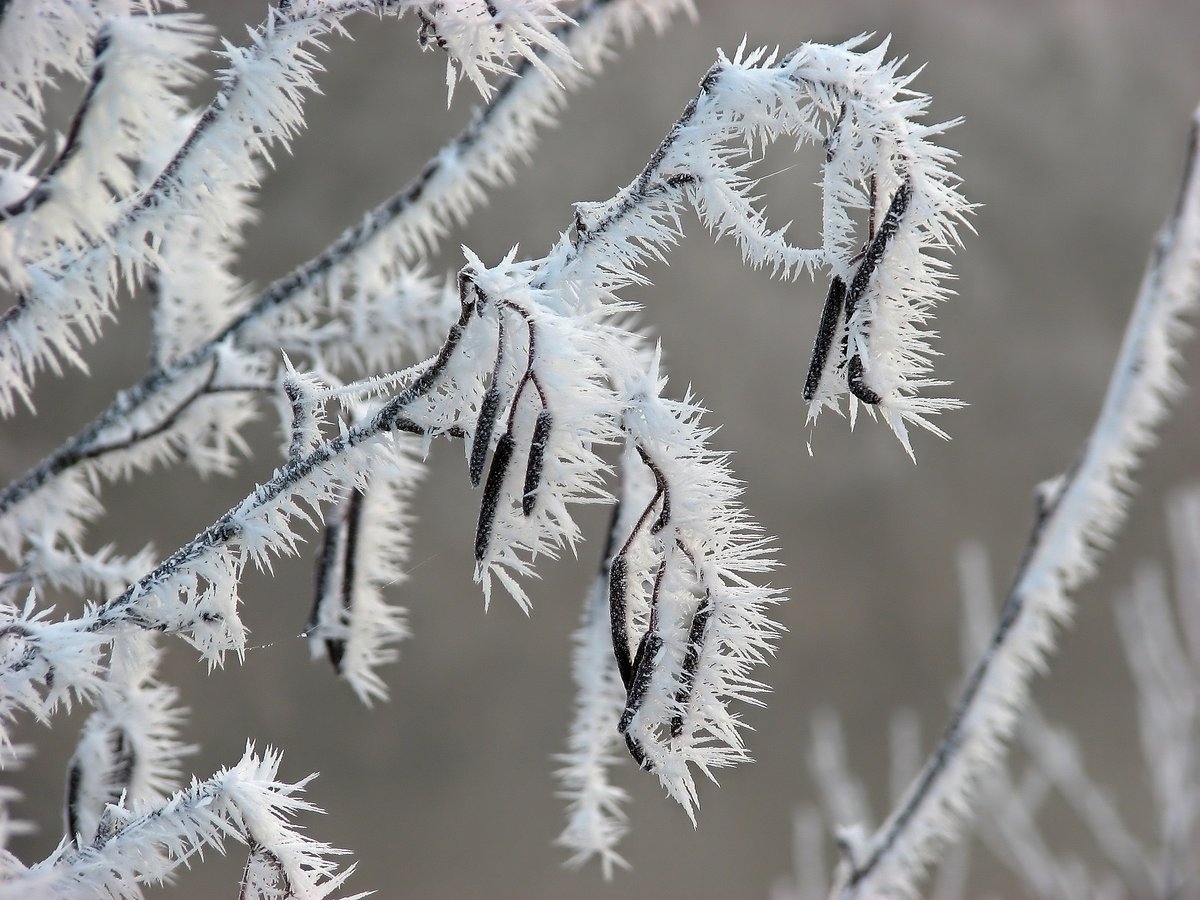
617, 557, 668, 767
80, 359, 220, 463
636, 447, 671, 535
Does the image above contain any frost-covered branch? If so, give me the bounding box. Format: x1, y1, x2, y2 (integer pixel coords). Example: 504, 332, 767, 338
833, 105, 1200, 899
0, 0, 574, 416
0, 0, 691, 576
2, 745, 351, 900
0, 36, 970, 886
0, 2, 1014, 891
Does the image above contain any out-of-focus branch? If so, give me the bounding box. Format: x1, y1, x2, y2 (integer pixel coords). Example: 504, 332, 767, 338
835, 104, 1200, 899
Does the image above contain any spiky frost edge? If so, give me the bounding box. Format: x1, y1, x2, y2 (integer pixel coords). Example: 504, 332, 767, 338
0, 30, 958, 857
403, 0, 573, 103
464, 253, 623, 610
834, 106, 1200, 899
7, 744, 358, 900
146, 107, 260, 367
552, 473, 660, 875
0, 538, 157, 603
0, 393, 430, 726
778, 38, 969, 451
954, 546, 1154, 897
0, 339, 265, 575
243, 0, 697, 372
0, 594, 108, 745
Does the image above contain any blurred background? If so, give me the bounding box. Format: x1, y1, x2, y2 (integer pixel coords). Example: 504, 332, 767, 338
4, 0, 1200, 896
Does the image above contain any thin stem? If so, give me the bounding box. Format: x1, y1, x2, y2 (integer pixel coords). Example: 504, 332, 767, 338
609, 440, 674, 695
79, 358, 219, 463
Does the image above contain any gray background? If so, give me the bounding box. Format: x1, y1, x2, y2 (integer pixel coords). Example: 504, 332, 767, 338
4, 1, 1200, 896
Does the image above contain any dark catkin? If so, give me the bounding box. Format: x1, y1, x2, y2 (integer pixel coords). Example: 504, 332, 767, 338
469, 386, 502, 487
308, 499, 347, 671
619, 632, 664, 734
522, 410, 552, 516
474, 432, 515, 561
65, 762, 82, 844
670, 597, 712, 738
608, 555, 633, 689
804, 275, 846, 401
324, 489, 365, 673
843, 180, 911, 335
307, 511, 342, 637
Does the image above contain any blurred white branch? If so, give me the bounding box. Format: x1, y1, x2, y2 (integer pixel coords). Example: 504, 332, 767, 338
832, 103, 1200, 899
